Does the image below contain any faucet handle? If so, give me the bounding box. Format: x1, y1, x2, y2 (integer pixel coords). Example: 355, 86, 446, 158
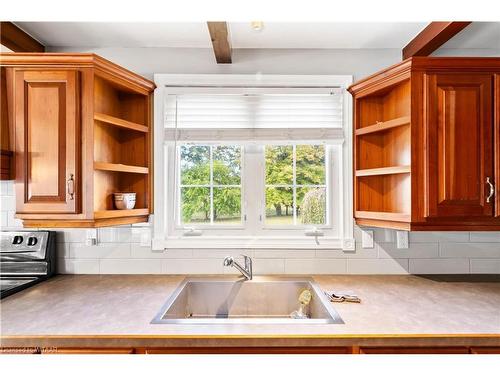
223, 256, 234, 267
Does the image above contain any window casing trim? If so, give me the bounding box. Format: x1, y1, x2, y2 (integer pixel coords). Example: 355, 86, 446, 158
153, 74, 354, 250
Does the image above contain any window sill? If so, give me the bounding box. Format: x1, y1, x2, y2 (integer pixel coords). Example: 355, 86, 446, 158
152, 236, 355, 251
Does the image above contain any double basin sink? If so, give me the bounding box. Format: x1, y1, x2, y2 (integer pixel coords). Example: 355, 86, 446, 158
152, 277, 344, 324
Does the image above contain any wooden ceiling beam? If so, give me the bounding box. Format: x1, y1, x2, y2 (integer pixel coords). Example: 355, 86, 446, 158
402, 22, 471, 60
207, 22, 232, 64
0, 22, 45, 52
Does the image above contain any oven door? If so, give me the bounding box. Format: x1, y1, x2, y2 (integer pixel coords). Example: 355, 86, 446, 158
0, 277, 40, 299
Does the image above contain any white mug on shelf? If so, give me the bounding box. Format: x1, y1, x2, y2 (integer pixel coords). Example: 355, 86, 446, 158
113, 192, 136, 210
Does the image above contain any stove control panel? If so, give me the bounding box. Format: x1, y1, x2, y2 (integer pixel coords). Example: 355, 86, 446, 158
0, 231, 50, 259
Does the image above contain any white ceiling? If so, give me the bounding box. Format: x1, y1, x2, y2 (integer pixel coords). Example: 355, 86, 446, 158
15, 22, 500, 50
16, 22, 430, 49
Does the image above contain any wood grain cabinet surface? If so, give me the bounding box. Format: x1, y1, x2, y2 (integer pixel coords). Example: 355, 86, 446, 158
4, 345, 500, 355
359, 347, 470, 354
349, 57, 500, 231
14, 69, 81, 215
0, 53, 155, 228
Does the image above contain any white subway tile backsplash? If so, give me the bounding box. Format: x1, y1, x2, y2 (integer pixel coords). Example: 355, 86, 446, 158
377, 243, 439, 259
469, 232, 500, 242
70, 243, 131, 259
130, 246, 193, 259
0, 180, 14, 196
162, 259, 223, 274
98, 226, 143, 243
55, 229, 87, 243
57, 259, 100, 274
470, 259, 500, 274
409, 231, 469, 243
7, 211, 22, 228
409, 258, 470, 274
1, 211, 8, 228
0, 196, 15, 211
285, 259, 347, 274
347, 259, 409, 274
252, 258, 285, 274
100, 259, 162, 274
192, 249, 254, 259
315, 246, 377, 259
98, 227, 130, 242
254, 249, 313, 259
440, 243, 500, 258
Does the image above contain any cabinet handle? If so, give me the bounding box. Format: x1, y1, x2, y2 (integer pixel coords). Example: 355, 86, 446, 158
486, 177, 494, 203
67, 174, 75, 200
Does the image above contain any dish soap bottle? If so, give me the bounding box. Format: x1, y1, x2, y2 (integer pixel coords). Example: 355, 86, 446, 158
290, 289, 312, 319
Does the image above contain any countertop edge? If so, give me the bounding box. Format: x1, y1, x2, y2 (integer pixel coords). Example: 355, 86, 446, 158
2, 333, 500, 350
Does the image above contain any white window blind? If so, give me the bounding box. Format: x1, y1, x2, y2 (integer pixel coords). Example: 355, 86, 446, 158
164, 88, 343, 131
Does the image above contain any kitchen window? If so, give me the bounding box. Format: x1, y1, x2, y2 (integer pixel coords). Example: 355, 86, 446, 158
153, 75, 354, 250
179, 144, 243, 226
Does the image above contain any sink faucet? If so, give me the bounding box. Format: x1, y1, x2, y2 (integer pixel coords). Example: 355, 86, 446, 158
223, 255, 252, 280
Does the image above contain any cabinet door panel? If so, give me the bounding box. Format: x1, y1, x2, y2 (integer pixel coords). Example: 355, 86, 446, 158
495, 74, 500, 217
425, 73, 493, 218
360, 347, 469, 354
15, 70, 80, 214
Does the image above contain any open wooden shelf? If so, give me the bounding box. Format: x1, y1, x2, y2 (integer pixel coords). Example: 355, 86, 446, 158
356, 166, 411, 177
352, 77, 411, 226
94, 162, 148, 174
355, 116, 410, 136
94, 112, 148, 133
94, 208, 149, 219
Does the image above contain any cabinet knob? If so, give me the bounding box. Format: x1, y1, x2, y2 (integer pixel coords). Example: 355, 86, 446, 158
67, 174, 75, 200
486, 177, 495, 203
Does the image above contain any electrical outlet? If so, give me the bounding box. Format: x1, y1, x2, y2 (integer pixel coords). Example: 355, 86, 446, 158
396, 230, 409, 249
85, 229, 98, 246
361, 229, 374, 248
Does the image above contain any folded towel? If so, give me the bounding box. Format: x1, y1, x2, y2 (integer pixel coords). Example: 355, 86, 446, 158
324, 291, 361, 303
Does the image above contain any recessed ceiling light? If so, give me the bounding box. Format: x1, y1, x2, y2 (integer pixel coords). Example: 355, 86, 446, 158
250, 21, 264, 31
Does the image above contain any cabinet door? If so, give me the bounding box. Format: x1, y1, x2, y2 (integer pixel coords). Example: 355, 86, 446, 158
470, 347, 500, 354
360, 347, 469, 354
425, 73, 493, 218
14, 70, 80, 214
495, 74, 500, 217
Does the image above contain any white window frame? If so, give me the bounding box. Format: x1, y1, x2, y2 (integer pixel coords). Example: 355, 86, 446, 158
152, 74, 354, 250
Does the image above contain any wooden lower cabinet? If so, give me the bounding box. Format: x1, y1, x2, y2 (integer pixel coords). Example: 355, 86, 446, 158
359, 347, 469, 354
470, 347, 500, 354
41, 348, 134, 354
135, 347, 353, 354
3, 346, 500, 354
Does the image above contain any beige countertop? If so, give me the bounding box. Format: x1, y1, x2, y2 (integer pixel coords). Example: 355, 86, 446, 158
1, 274, 500, 348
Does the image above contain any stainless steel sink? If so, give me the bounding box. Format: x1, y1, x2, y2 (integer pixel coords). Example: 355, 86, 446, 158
151, 277, 344, 324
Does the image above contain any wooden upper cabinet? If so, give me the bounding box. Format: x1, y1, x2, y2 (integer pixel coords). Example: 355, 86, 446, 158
1, 53, 155, 228
349, 57, 500, 231
14, 70, 81, 214
425, 73, 493, 218
495, 74, 500, 218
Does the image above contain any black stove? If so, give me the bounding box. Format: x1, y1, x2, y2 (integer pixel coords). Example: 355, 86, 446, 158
0, 231, 56, 298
